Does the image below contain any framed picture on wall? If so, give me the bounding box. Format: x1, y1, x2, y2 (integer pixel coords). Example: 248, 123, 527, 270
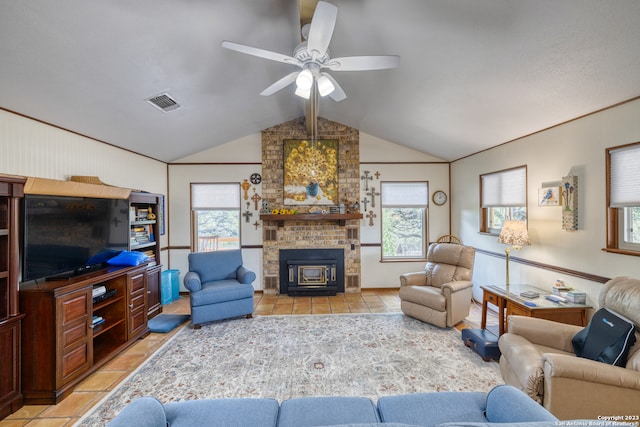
538, 186, 560, 206
283, 139, 339, 206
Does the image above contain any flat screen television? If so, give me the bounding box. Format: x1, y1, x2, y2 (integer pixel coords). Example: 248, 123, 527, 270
21, 194, 130, 282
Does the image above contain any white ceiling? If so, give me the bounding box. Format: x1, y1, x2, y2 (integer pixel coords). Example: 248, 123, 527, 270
1, 1, 640, 163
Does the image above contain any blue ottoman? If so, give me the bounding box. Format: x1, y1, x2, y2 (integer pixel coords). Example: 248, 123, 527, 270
461, 328, 501, 362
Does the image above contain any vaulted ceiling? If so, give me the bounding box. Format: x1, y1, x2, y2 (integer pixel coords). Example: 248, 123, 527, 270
1, 1, 640, 162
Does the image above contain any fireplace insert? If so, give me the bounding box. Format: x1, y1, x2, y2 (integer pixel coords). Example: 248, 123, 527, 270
279, 249, 344, 296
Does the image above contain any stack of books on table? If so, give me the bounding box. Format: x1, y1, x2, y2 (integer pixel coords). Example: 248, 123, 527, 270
92, 315, 105, 328
566, 290, 586, 304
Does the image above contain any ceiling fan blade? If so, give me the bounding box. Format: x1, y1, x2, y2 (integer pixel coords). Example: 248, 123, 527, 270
306, 1, 338, 59
321, 73, 347, 102
260, 72, 299, 96
221, 41, 302, 67
325, 55, 400, 71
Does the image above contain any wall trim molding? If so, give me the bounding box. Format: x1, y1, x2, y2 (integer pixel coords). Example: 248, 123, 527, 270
474, 248, 610, 284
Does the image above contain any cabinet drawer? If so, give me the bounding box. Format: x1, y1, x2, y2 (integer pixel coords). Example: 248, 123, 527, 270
130, 292, 145, 311
129, 273, 145, 294
61, 343, 90, 380
61, 293, 90, 326
129, 308, 146, 334
484, 292, 501, 306
62, 321, 88, 349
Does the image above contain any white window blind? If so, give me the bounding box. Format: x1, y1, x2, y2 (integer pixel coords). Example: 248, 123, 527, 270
610, 144, 640, 207
481, 167, 526, 207
191, 183, 240, 209
381, 182, 428, 207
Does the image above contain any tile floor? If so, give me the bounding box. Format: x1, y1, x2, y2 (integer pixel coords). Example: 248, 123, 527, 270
2, 290, 496, 426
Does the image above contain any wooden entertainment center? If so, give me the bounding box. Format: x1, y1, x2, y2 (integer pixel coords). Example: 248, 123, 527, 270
19, 264, 150, 404
0, 177, 166, 411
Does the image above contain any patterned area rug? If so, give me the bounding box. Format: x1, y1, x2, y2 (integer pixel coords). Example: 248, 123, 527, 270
78, 313, 503, 426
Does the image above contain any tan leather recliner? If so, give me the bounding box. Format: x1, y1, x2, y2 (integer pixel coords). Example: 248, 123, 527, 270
498, 276, 640, 420
399, 243, 475, 328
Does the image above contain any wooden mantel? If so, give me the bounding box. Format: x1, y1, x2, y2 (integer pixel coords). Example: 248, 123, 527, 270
260, 213, 363, 227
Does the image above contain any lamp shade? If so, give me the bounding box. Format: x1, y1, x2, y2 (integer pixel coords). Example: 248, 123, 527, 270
497, 220, 530, 247
317, 75, 335, 97
294, 86, 311, 99
295, 69, 313, 90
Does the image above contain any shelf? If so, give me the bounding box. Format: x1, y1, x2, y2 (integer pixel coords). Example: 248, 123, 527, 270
260, 213, 363, 227
131, 220, 156, 226
92, 294, 123, 311
130, 241, 156, 250
92, 317, 125, 338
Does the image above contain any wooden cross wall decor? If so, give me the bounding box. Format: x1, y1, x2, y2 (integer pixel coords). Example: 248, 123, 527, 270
361, 197, 370, 211
251, 192, 262, 210
366, 186, 380, 208
360, 170, 373, 191
241, 179, 251, 200
374, 171, 381, 179
365, 210, 377, 227
243, 210, 253, 223
253, 221, 260, 230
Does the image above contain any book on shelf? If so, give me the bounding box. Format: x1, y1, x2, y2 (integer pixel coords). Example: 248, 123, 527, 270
92, 315, 105, 327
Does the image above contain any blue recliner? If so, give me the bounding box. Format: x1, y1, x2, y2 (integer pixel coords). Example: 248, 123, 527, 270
183, 250, 256, 328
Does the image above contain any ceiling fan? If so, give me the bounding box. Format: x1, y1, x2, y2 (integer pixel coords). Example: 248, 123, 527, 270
221, 1, 400, 102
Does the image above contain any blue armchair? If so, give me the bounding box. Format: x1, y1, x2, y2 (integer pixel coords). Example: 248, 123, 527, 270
183, 250, 256, 328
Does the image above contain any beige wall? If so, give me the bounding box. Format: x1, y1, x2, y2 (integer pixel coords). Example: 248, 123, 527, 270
451, 98, 640, 308
168, 126, 451, 291
0, 109, 169, 269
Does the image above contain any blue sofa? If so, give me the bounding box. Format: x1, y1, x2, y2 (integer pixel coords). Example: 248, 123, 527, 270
183, 250, 256, 328
107, 385, 560, 427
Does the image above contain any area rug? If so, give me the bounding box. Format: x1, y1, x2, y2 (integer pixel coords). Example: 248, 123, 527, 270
77, 313, 503, 426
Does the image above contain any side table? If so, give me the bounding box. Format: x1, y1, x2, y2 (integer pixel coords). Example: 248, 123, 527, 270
480, 284, 590, 336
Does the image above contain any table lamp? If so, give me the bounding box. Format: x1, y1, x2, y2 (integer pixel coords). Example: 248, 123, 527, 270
497, 220, 530, 289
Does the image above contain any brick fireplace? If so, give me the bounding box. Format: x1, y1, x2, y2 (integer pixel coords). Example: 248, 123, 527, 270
261, 117, 361, 295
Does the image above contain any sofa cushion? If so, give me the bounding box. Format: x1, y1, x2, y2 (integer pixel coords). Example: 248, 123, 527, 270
190, 280, 254, 307
277, 396, 380, 427
164, 398, 279, 427
485, 385, 557, 422
377, 392, 488, 427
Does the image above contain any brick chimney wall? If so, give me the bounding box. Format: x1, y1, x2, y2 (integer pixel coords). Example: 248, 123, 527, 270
261, 117, 361, 294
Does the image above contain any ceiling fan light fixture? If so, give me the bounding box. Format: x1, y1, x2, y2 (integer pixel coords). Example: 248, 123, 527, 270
317, 75, 335, 97
295, 86, 311, 99
296, 69, 314, 90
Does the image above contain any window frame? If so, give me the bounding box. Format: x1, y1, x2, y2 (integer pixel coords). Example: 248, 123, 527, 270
190, 182, 241, 252
479, 165, 528, 235
380, 181, 429, 261
605, 142, 640, 256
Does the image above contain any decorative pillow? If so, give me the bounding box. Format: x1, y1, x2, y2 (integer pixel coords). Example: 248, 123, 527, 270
106, 251, 149, 267
572, 307, 637, 367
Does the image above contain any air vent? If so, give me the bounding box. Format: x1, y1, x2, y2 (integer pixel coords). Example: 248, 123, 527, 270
146, 93, 181, 112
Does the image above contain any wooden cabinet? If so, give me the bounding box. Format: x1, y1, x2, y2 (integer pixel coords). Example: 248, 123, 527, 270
129, 192, 163, 319
0, 175, 26, 419
146, 265, 162, 319
20, 265, 149, 404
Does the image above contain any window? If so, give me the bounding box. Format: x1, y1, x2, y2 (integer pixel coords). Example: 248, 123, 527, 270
606, 142, 640, 254
190, 183, 240, 252
381, 182, 428, 260
480, 166, 527, 234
